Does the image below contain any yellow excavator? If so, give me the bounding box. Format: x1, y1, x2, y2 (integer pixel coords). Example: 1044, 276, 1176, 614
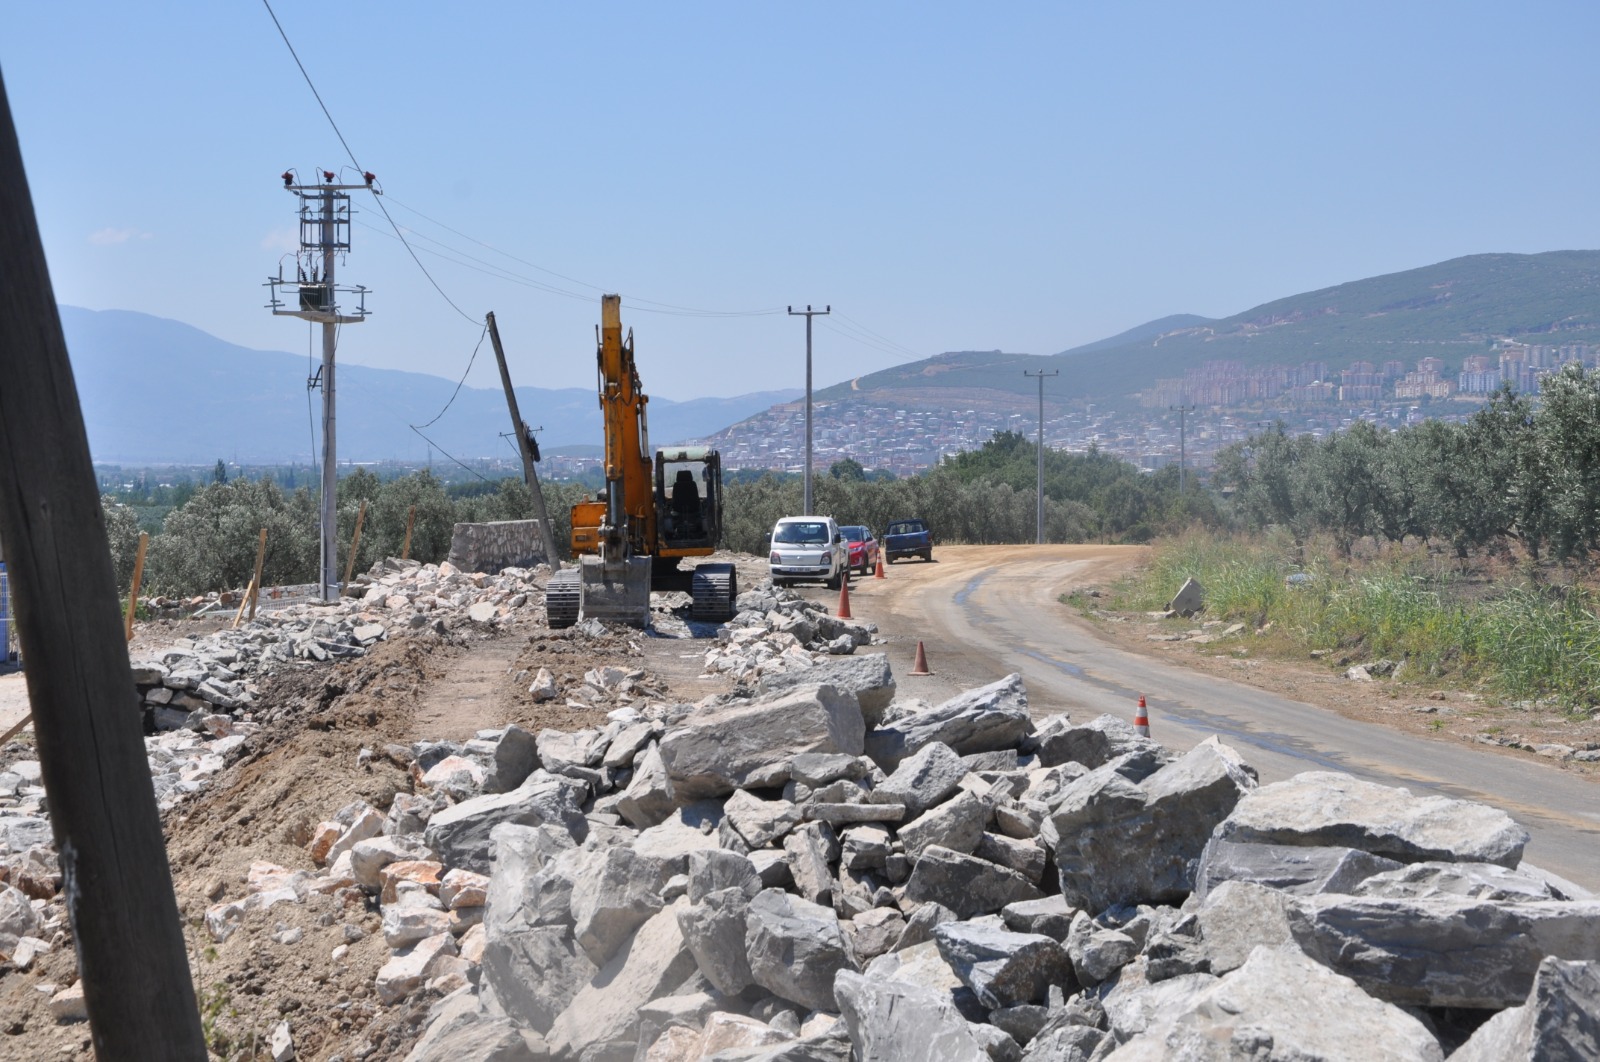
545, 295, 738, 628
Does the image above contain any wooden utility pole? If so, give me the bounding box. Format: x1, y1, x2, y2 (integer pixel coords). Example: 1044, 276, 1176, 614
487, 312, 562, 569
401, 504, 416, 561
0, 72, 206, 1057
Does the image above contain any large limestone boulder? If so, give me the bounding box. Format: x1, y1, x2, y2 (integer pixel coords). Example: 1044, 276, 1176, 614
677, 887, 757, 995
1451, 957, 1600, 1062
834, 970, 989, 1062
1029, 714, 1172, 771
1050, 737, 1256, 911
1212, 771, 1529, 868
1192, 837, 1401, 903
904, 846, 1045, 919
871, 742, 968, 818
759, 653, 897, 727
865, 674, 1033, 771
544, 900, 697, 1058
424, 773, 586, 874
1104, 945, 1443, 1061
569, 845, 667, 966
744, 888, 857, 1011
479, 824, 598, 1033
1353, 860, 1570, 903
1286, 894, 1600, 1008
932, 921, 1074, 1008
403, 987, 544, 1062
616, 743, 675, 829
658, 685, 865, 800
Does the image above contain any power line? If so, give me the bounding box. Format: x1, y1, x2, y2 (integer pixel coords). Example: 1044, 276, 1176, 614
261, 0, 481, 326
408, 426, 492, 482
412, 321, 490, 429
380, 196, 785, 318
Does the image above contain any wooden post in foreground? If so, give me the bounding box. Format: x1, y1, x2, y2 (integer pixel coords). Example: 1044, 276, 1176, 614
0, 71, 206, 1057
401, 504, 416, 561
343, 499, 367, 586
123, 530, 148, 642
247, 527, 267, 622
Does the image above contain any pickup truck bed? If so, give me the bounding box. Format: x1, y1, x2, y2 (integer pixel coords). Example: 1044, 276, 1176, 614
882, 519, 933, 563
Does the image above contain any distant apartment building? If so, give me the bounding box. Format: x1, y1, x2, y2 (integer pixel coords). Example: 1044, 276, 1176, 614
1339, 361, 1384, 402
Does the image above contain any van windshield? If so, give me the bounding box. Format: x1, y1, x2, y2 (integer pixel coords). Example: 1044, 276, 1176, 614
773, 522, 830, 545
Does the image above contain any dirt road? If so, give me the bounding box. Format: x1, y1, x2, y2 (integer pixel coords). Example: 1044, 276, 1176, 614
831, 544, 1600, 890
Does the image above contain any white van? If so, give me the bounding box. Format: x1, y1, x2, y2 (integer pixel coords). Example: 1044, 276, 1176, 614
768, 516, 848, 589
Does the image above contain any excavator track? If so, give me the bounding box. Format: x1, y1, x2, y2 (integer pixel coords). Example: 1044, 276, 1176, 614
544, 567, 581, 629
689, 563, 738, 623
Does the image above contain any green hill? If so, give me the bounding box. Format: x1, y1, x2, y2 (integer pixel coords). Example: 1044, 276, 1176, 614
819, 251, 1600, 408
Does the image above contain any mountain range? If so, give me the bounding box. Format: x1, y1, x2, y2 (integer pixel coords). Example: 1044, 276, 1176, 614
819, 251, 1600, 410
59, 250, 1600, 464
59, 307, 799, 465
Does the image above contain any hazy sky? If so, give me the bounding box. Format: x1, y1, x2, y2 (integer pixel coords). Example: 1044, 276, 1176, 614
5, 3, 1598, 405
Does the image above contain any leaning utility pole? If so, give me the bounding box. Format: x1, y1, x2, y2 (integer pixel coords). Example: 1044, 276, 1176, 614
487, 311, 562, 570
1024, 369, 1060, 544
1170, 402, 1196, 493
266, 169, 373, 602
787, 304, 830, 515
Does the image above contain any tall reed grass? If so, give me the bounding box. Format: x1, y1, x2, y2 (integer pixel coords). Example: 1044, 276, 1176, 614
1118, 531, 1600, 707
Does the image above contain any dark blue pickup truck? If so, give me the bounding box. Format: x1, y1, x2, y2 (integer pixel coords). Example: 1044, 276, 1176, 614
882, 518, 934, 563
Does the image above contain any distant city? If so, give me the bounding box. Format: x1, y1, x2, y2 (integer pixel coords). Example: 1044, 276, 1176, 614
680, 341, 1600, 482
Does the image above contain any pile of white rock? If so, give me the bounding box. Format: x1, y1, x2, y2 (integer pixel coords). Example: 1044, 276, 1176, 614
703, 587, 878, 681
237, 648, 1596, 1062
131, 558, 551, 730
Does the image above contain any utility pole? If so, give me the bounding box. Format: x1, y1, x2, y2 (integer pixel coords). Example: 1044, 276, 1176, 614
1024, 369, 1059, 544
1170, 402, 1196, 493
266, 169, 373, 602
787, 304, 830, 515
487, 311, 562, 570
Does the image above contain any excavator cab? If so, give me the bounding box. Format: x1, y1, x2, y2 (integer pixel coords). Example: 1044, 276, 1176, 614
656, 447, 722, 551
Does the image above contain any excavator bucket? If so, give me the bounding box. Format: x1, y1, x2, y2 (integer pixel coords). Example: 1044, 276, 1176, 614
578, 555, 652, 628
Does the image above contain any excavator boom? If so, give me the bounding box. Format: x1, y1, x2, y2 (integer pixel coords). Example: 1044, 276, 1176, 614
546, 296, 737, 630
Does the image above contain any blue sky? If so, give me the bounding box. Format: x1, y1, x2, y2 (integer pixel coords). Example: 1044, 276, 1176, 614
4, 3, 1598, 403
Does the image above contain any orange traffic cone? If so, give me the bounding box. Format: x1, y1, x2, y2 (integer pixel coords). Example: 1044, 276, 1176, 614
911, 640, 932, 676
874, 556, 886, 580
1134, 695, 1150, 738
836, 572, 853, 620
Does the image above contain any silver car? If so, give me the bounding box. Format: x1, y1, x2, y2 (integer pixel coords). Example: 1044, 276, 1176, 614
768, 516, 847, 589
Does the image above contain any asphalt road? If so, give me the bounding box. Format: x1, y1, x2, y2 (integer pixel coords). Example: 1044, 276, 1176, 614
842, 544, 1600, 891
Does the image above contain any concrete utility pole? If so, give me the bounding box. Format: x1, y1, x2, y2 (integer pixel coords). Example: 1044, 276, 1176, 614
487, 311, 562, 570
788, 304, 830, 515
1024, 370, 1059, 545
1171, 402, 1196, 493
266, 169, 373, 602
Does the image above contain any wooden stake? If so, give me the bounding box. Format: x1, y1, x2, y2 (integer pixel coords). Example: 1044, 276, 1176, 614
0, 711, 32, 747
343, 498, 367, 586
230, 574, 256, 630
0, 70, 206, 1056
123, 530, 148, 642
402, 503, 416, 561
247, 527, 267, 622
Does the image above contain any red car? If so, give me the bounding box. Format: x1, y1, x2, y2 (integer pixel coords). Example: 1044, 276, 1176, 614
839, 525, 879, 576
